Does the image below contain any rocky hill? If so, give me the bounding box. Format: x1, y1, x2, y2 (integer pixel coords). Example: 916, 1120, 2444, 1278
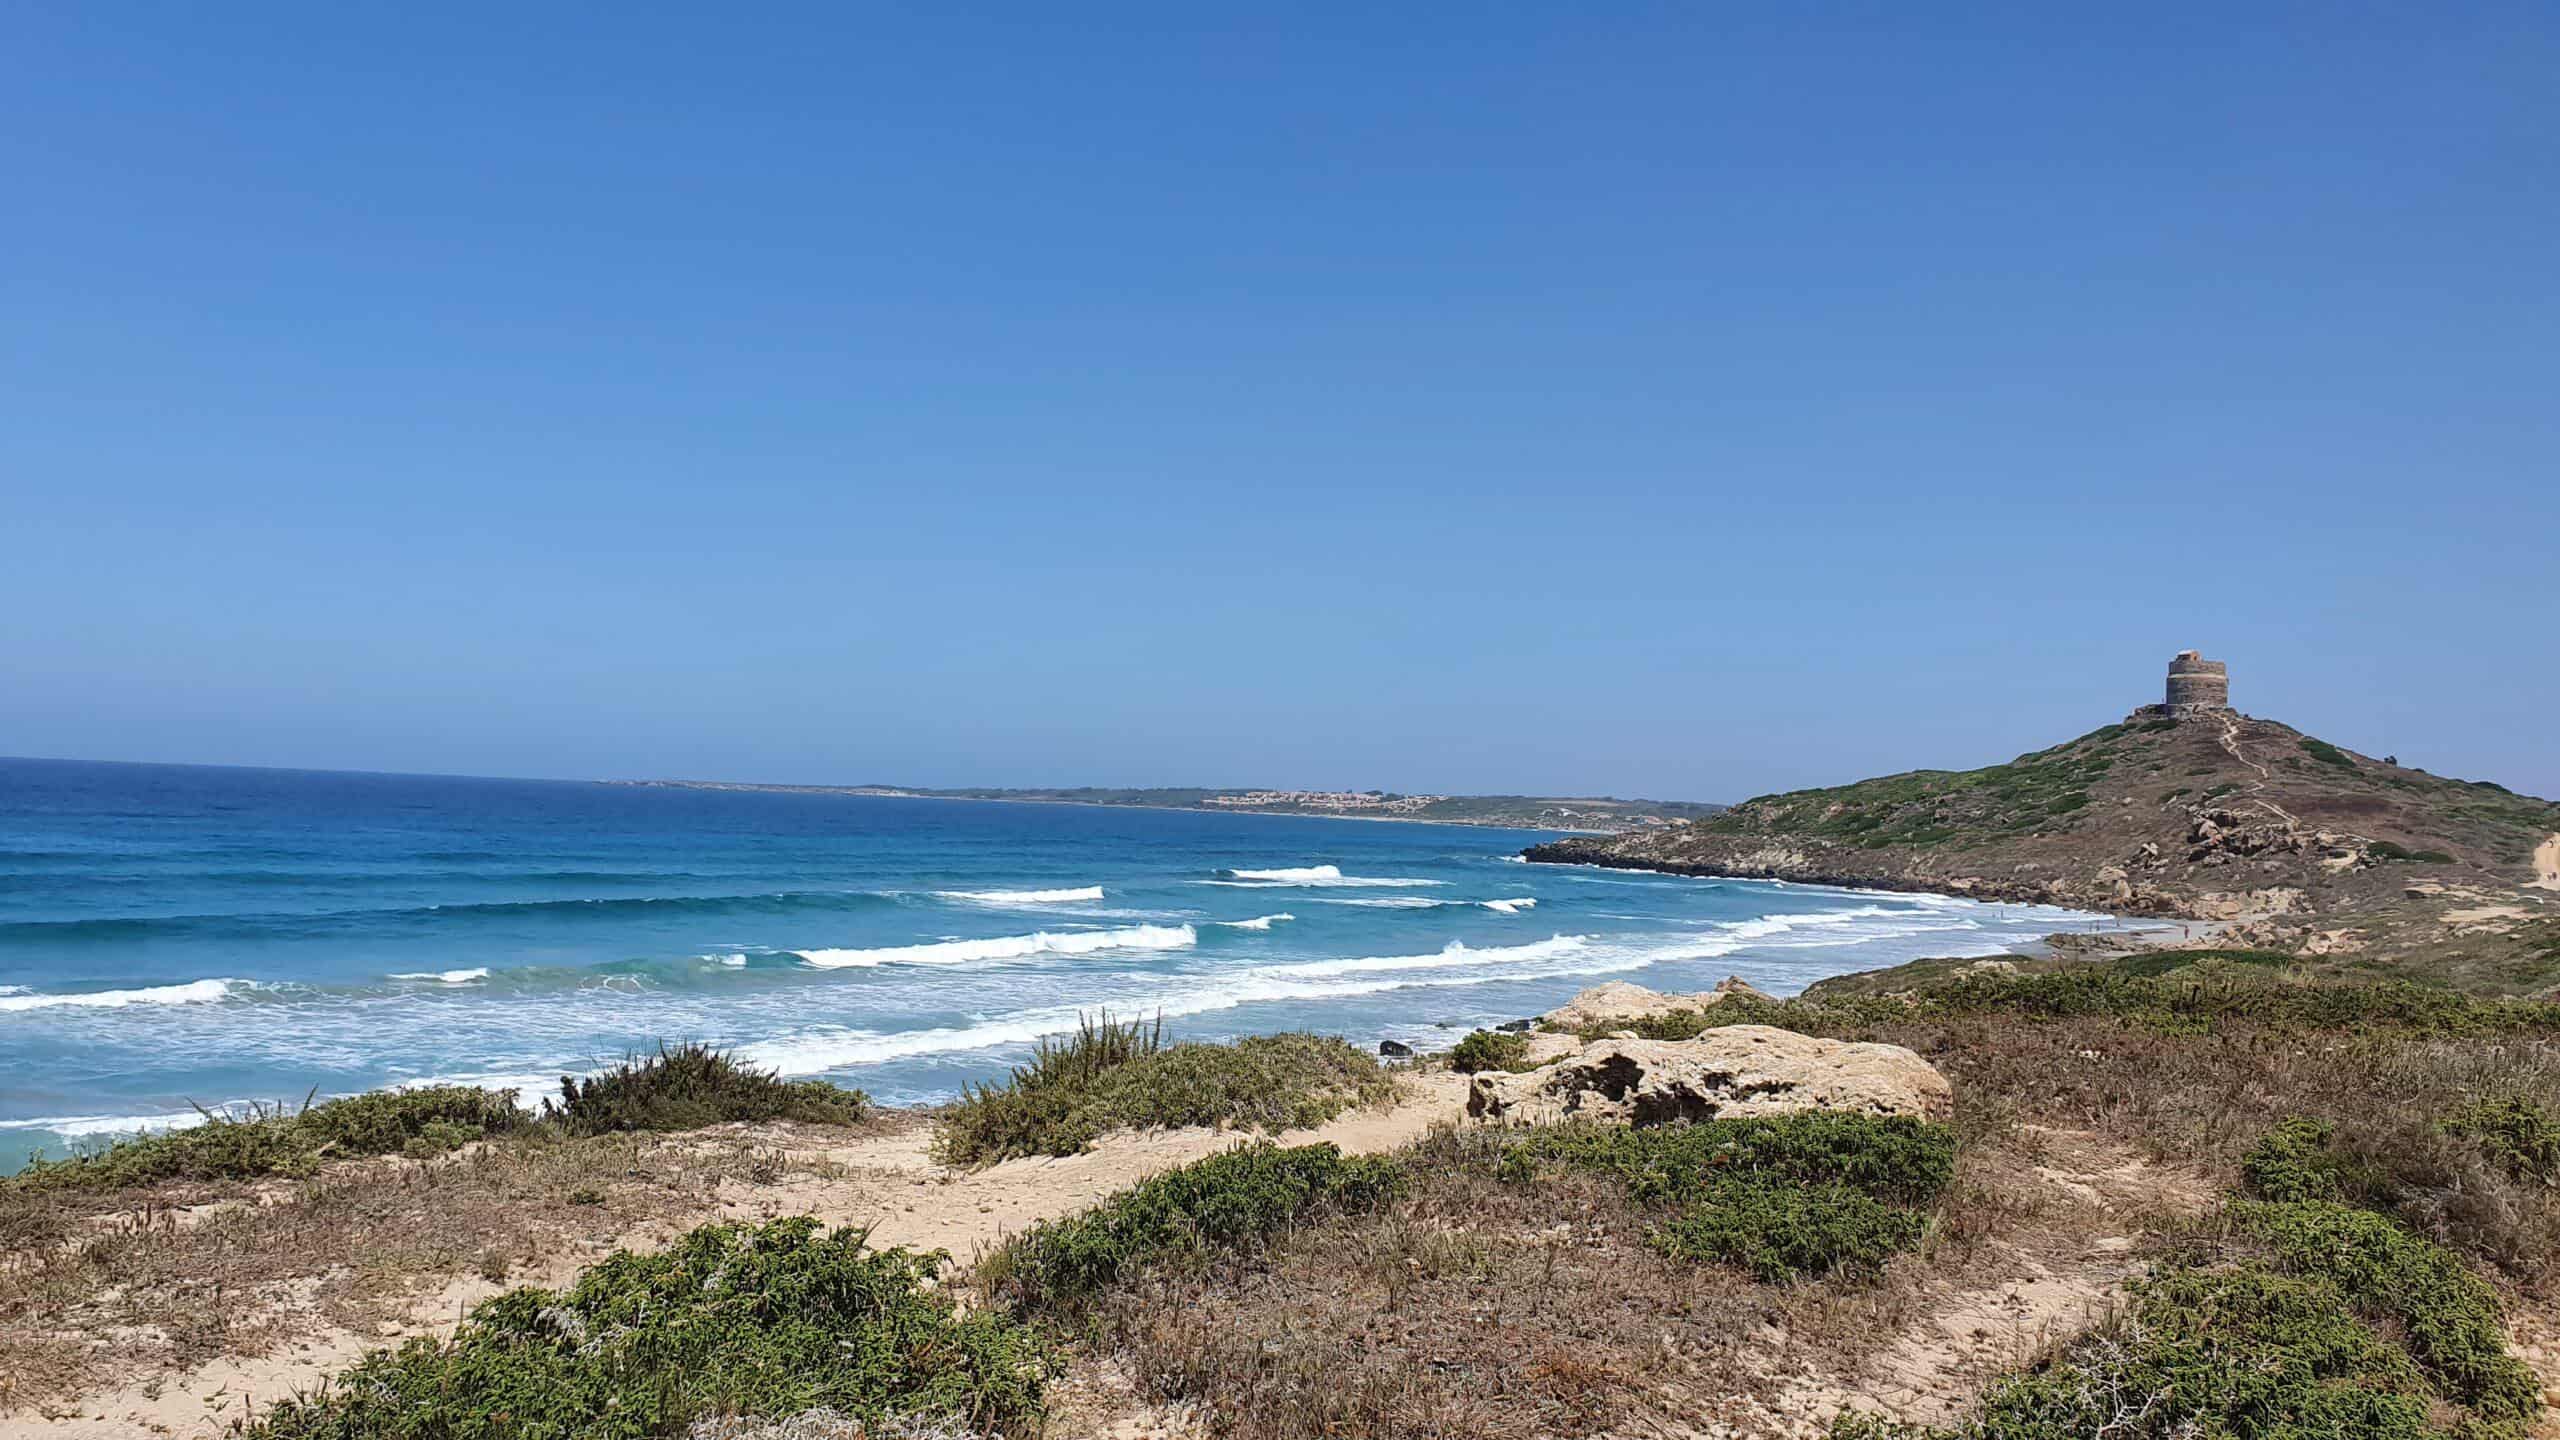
1528, 707, 2560, 993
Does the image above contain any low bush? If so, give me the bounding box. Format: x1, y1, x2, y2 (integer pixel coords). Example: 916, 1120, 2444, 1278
1446, 1028, 1535, 1073
2445, 1096, 2560, 1184
250, 1217, 1057, 1439
1569, 968, 2560, 1045
987, 1142, 1404, 1313
11, 1046, 870, 1195
937, 1017, 1396, 1165
1835, 1185, 2540, 1438
547, 1042, 870, 1135
1496, 1113, 1955, 1282
10, 1086, 527, 1192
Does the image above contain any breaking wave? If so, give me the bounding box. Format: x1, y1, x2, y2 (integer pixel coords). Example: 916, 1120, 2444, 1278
792, 923, 1198, 970
0, 978, 246, 1014
934, 886, 1106, 905
1205, 865, 1443, 889
1216, 913, 1295, 930
389, 967, 490, 984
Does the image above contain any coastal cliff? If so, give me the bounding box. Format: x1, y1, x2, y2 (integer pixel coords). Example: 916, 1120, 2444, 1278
1530, 708, 2560, 993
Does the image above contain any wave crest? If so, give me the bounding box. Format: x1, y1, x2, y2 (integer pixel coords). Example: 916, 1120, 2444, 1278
793, 923, 1197, 970
0, 978, 245, 1014
934, 886, 1106, 905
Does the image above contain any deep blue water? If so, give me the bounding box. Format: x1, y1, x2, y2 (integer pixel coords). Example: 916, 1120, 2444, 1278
0, 757, 2129, 1169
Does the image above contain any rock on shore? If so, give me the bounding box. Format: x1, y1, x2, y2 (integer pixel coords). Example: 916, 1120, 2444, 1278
1465, 1025, 1951, 1128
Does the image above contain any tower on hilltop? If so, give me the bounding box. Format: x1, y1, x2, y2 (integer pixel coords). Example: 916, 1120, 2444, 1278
2143, 650, 2231, 718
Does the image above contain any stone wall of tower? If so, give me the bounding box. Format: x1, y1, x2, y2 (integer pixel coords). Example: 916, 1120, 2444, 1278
2164, 651, 2229, 712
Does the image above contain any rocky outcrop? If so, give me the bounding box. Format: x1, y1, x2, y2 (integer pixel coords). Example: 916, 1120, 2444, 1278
1464, 1026, 1951, 1128
1541, 977, 1773, 1030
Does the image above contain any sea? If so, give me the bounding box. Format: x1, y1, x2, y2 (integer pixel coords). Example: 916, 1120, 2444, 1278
0, 756, 2137, 1170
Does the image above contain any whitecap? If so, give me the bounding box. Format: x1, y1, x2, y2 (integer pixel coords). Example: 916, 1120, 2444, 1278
1216, 913, 1295, 930
1206, 865, 1444, 888
934, 886, 1106, 905
388, 967, 490, 985
793, 923, 1197, 969
0, 978, 244, 1014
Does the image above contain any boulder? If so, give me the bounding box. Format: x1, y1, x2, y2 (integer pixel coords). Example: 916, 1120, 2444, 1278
1377, 1039, 1416, 1059
1541, 976, 1774, 1030
1465, 1026, 1951, 1128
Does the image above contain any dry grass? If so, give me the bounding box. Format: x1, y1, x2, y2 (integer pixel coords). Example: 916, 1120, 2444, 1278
1050, 1007, 2560, 1439
0, 1122, 873, 1410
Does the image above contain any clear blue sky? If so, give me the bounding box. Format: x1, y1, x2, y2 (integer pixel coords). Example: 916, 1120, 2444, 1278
5, 4, 2554, 801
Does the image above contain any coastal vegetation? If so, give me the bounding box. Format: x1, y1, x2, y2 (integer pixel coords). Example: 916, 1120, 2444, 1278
546, 1042, 872, 1135
7, 1046, 869, 1195
249, 1218, 1057, 1440
1444, 1026, 1537, 1072
16, 958, 2554, 1438
934, 1015, 1397, 1165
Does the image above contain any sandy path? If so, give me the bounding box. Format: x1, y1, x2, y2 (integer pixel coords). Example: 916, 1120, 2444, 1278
1, 1073, 1468, 1440
2533, 833, 2560, 891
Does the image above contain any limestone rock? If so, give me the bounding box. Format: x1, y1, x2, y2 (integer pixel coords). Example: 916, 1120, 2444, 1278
1465, 1026, 1951, 1128
1541, 977, 1772, 1031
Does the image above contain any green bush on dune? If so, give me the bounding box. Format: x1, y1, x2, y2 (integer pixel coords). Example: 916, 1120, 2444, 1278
251, 1217, 1057, 1440
10, 1086, 528, 1192
11, 1045, 870, 1194
1446, 1027, 1537, 1073
986, 1141, 1405, 1314
547, 1041, 871, 1135
1496, 1112, 1957, 1283
1834, 1118, 2543, 1440
936, 1014, 1397, 1165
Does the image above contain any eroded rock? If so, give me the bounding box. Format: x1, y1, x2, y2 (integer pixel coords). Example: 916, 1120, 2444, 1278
1465, 1026, 1951, 1128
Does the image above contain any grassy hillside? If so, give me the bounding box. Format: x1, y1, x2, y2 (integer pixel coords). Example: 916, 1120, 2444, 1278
1531, 709, 2560, 992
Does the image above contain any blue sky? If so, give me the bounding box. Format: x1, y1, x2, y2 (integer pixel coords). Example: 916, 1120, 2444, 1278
5, 4, 2554, 801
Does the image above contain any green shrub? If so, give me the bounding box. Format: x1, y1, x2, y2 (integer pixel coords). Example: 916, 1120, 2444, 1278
250, 1218, 1057, 1439
546, 1042, 870, 1135
2444, 1096, 2560, 1184
2233, 1198, 2540, 1424
2241, 1116, 2354, 1202
11, 1086, 527, 1193
1496, 1114, 1955, 1282
1835, 1196, 2539, 1439
937, 1018, 1395, 1165
988, 1142, 1404, 1313
2299, 737, 2359, 770
1652, 1175, 1929, 1284
1447, 1028, 1535, 1073
2369, 840, 2459, 864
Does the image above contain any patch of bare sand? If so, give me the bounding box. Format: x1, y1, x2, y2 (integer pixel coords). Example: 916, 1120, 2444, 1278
2534, 833, 2560, 891
0, 1075, 1462, 1440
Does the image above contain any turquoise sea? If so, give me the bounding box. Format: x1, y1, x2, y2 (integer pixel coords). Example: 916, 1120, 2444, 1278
0, 757, 2132, 1170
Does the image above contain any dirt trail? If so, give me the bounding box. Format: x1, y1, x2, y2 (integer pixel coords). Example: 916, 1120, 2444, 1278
0, 1073, 1469, 1440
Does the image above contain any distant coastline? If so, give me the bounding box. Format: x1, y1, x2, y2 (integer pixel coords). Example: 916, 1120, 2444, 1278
601, 778, 1724, 835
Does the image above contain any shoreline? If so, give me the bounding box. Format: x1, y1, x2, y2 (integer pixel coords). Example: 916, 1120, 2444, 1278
603, 781, 1628, 835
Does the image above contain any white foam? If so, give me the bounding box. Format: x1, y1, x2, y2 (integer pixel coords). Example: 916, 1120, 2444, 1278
794, 923, 1198, 969
935, 886, 1106, 905
0, 978, 243, 1014
389, 967, 490, 984
1216, 913, 1295, 930
1207, 865, 1443, 888
707, 952, 749, 967
1481, 897, 1537, 914
1271, 935, 1588, 979
0, 1109, 216, 1138
1316, 896, 1448, 908
735, 943, 1649, 1077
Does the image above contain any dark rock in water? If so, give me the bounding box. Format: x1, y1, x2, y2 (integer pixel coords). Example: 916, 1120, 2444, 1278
1377, 1039, 1416, 1058
1497, 1019, 1534, 1033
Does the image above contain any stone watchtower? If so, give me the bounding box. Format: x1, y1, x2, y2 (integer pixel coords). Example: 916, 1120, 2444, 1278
2147, 651, 2231, 718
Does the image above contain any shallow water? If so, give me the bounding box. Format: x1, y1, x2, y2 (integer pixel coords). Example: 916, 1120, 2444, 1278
0, 757, 2134, 1169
